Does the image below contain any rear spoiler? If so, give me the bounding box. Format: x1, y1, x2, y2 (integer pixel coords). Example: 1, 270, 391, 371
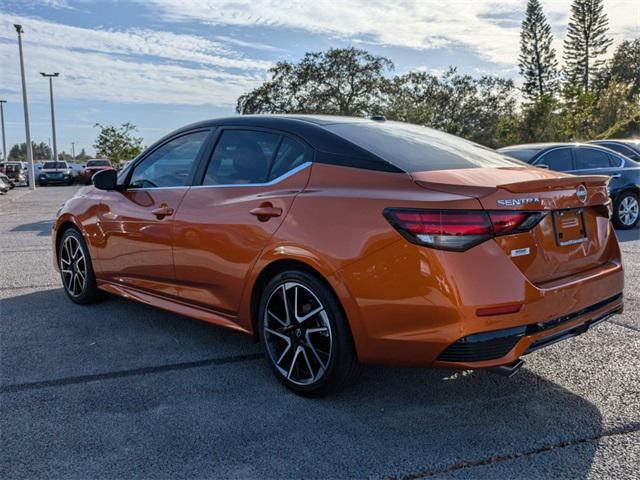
499, 175, 610, 193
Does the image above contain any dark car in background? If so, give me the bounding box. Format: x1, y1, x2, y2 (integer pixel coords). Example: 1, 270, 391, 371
588, 139, 640, 162
38, 161, 74, 186
499, 143, 640, 229
80, 159, 114, 184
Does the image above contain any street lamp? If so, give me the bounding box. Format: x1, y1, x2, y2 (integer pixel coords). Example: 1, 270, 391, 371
14, 24, 35, 189
41, 72, 59, 162
0, 100, 6, 162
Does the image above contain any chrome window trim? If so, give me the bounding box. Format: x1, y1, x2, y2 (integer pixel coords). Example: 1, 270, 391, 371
191, 161, 312, 189
125, 162, 312, 191
125, 185, 190, 192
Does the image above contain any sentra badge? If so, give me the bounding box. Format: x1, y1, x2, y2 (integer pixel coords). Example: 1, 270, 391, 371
497, 197, 541, 207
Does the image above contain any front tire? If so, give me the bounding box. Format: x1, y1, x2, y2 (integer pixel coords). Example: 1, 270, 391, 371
258, 270, 360, 397
613, 191, 639, 229
58, 228, 103, 304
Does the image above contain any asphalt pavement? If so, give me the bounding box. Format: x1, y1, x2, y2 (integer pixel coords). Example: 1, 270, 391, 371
1, 185, 639, 479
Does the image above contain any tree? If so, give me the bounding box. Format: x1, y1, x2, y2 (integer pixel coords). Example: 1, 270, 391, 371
8, 141, 52, 161
519, 0, 559, 100
93, 123, 143, 166
76, 148, 91, 161
385, 68, 517, 148
237, 47, 393, 116
564, 0, 613, 91
596, 39, 640, 99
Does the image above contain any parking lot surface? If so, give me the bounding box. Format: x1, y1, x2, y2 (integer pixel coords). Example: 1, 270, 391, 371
1, 185, 639, 479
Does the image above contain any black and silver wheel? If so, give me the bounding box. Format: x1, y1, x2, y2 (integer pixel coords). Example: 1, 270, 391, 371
59, 228, 103, 304
258, 270, 359, 396
613, 191, 639, 229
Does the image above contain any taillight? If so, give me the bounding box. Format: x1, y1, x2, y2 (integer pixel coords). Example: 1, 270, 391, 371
488, 211, 546, 235
384, 209, 545, 251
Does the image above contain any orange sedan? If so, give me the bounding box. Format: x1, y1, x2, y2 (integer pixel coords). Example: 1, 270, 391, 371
52, 116, 624, 396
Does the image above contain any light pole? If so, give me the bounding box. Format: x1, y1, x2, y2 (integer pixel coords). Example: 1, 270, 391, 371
14, 24, 35, 189
41, 72, 59, 162
71, 141, 75, 161
0, 100, 6, 162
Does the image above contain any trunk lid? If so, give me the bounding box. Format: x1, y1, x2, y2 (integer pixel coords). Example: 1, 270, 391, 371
412, 167, 615, 286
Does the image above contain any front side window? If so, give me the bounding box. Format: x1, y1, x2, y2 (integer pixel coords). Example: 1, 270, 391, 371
204, 130, 280, 185
129, 131, 208, 188
575, 148, 611, 170
537, 149, 573, 171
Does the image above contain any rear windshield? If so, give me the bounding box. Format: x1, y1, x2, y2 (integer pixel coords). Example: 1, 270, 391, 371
43, 162, 67, 169
324, 121, 524, 172
499, 148, 541, 162
87, 160, 110, 167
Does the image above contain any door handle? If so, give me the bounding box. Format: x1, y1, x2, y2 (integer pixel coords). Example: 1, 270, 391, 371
250, 203, 282, 221
151, 205, 174, 219
609, 174, 621, 179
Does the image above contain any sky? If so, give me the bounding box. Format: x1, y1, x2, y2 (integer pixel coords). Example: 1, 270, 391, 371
0, 0, 638, 158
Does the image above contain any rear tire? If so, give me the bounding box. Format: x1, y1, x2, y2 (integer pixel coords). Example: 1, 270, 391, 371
58, 228, 104, 304
612, 191, 639, 229
258, 270, 360, 397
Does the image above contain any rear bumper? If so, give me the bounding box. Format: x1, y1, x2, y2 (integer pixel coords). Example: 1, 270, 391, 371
337, 235, 624, 368
434, 293, 622, 369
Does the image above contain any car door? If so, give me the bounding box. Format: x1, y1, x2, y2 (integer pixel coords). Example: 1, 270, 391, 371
96, 129, 211, 296
172, 128, 313, 314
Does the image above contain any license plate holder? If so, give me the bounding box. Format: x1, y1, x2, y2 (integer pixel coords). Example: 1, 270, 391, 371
552, 209, 587, 246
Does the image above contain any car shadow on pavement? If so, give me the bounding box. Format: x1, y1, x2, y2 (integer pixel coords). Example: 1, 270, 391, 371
616, 228, 640, 242
10, 220, 54, 237
1, 288, 603, 479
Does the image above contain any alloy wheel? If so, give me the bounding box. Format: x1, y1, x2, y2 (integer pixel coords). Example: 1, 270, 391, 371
618, 195, 639, 226
60, 235, 87, 297
263, 281, 333, 386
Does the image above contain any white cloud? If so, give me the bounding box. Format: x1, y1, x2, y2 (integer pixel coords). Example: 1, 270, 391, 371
0, 13, 271, 106
144, 0, 640, 66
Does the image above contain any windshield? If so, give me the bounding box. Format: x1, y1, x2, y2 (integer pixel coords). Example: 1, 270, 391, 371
87, 160, 110, 167
6, 164, 23, 172
43, 162, 67, 169
499, 148, 541, 163
324, 121, 525, 172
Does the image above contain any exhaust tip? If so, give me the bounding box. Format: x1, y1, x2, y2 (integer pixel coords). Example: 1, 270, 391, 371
488, 359, 525, 378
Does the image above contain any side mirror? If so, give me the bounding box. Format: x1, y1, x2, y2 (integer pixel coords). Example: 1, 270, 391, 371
93, 169, 118, 190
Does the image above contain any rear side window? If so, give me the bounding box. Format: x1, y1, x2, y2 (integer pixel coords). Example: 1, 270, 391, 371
575, 148, 611, 169
324, 121, 524, 172
537, 149, 573, 171
204, 130, 280, 185
269, 137, 310, 180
